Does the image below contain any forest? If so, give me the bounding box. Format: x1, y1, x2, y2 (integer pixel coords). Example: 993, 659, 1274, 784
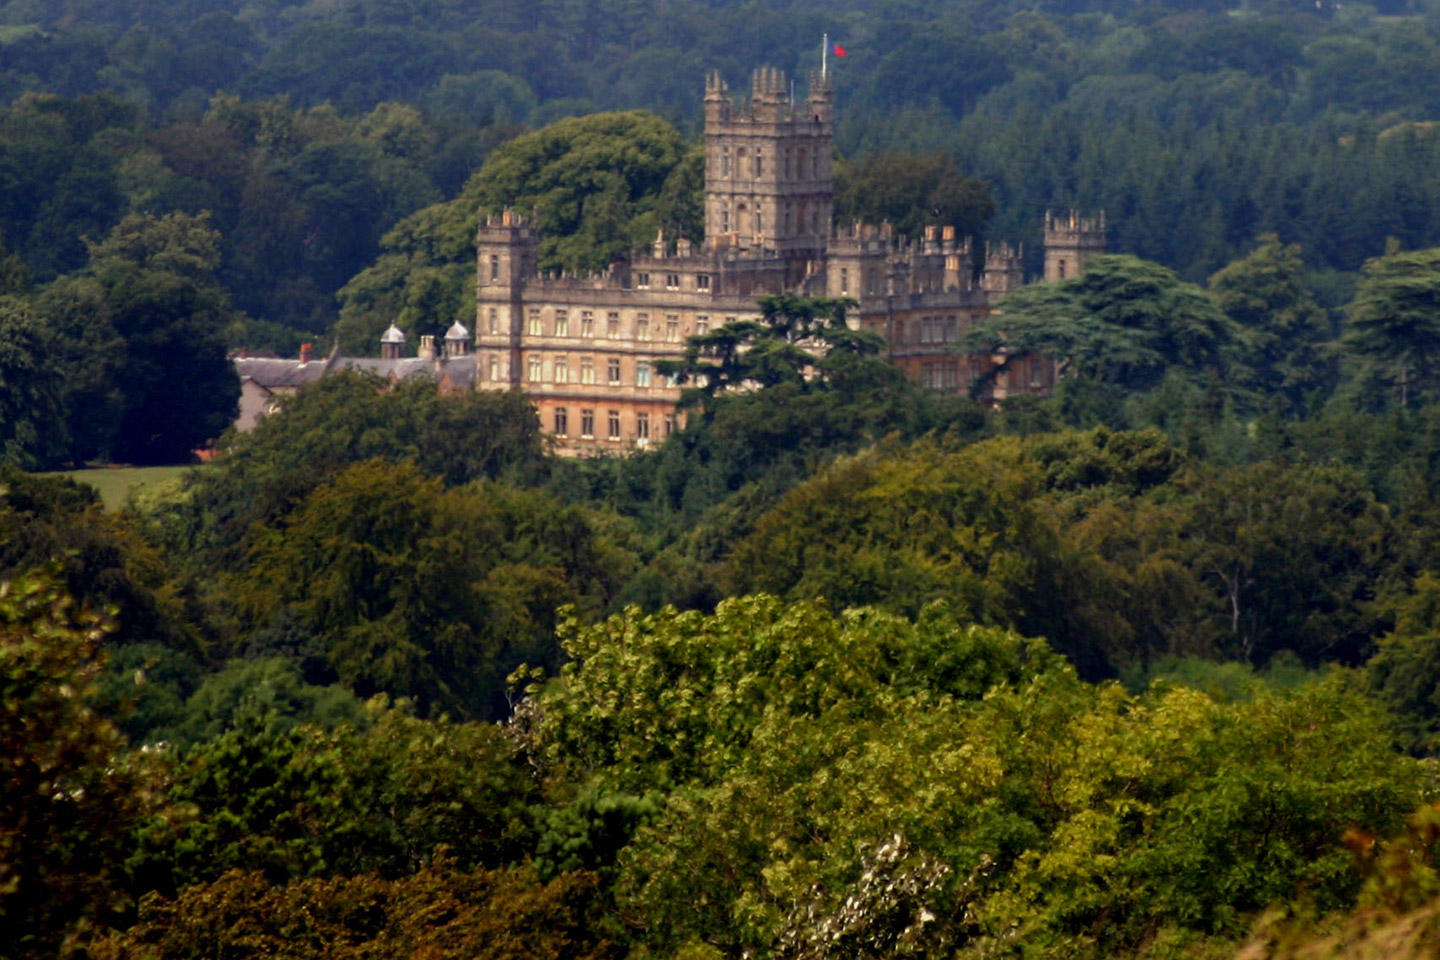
7, 0, 1440, 958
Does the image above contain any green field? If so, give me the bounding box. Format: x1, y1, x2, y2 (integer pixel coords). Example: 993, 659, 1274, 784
49, 465, 198, 510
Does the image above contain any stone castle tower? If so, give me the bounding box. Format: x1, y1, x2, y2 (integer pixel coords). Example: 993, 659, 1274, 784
703, 68, 834, 257
1043, 210, 1107, 282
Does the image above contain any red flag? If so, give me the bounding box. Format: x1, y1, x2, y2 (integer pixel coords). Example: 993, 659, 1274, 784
833, 43, 847, 57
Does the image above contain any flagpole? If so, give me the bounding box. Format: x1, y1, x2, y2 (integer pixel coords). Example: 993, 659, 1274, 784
822, 33, 828, 78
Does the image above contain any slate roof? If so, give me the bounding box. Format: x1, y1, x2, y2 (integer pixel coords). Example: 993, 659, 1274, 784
235, 355, 477, 390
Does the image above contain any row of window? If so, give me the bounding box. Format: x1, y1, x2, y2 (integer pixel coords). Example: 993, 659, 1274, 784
717, 145, 821, 181
633, 272, 710, 291
716, 200, 823, 237
921, 360, 979, 390
553, 407, 678, 442
492, 309, 719, 341
895, 316, 963, 345
525, 356, 672, 387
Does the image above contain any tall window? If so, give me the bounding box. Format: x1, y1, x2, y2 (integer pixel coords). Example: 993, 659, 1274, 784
840, 268, 849, 295
754, 150, 763, 177
528, 355, 542, 381
754, 209, 763, 234
636, 411, 650, 441
696, 316, 709, 335
721, 204, 730, 232
528, 310, 542, 336
666, 317, 680, 342
635, 315, 650, 341
636, 272, 651, 289
487, 355, 499, 381
554, 356, 569, 383
607, 410, 621, 440
554, 407, 568, 436
581, 357, 595, 383
721, 147, 730, 177
666, 273, 680, 290
489, 255, 498, 280
581, 409, 594, 438
556, 310, 570, 337
580, 312, 593, 337
797, 147, 806, 178
606, 313, 620, 338
488, 308, 499, 334
664, 413, 677, 436
697, 274, 711, 290
784, 147, 792, 178
607, 358, 621, 384
636, 361, 652, 387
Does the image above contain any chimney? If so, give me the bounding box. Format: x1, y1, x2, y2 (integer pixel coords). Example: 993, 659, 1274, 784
418, 335, 436, 360
299, 342, 314, 364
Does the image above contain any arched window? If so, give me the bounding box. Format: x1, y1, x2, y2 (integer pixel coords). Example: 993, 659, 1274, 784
754, 208, 763, 234
721, 147, 730, 178
737, 147, 748, 177
754, 150, 763, 177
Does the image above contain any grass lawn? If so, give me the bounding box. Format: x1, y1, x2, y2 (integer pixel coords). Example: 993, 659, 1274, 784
49, 465, 200, 510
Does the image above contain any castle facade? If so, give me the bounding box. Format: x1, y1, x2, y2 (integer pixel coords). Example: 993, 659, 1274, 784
472, 67, 1105, 453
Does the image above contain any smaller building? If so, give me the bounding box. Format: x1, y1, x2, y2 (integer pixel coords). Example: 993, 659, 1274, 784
232, 326, 478, 433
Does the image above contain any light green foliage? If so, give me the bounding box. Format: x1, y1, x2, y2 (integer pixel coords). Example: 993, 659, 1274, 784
158, 657, 365, 748
0, 569, 149, 960
470, 110, 690, 274
533, 598, 1422, 959
966, 255, 1236, 393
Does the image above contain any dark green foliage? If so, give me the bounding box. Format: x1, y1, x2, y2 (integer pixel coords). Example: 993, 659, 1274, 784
470, 111, 688, 274
965, 254, 1235, 394
834, 151, 995, 240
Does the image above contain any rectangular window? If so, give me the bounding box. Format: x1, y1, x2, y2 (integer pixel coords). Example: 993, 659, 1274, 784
528, 310, 542, 336
487, 355, 499, 381
635, 314, 649, 341
606, 313, 620, 338
554, 356, 569, 383
489, 255, 498, 280
664, 413, 677, 436
697, 274, 711, 290
840, 267, 849, 295
607, 410, 621, 440
666, 317, 679, 342
581, 409, 594, 438
696, 316, 709, 335
528, 356, 542, 382
556, 310, 570, 337
554, 407, 568, 436
607, 357, 621, 384
488, 308, 499, 334
636, 272, 651, 289
636, 411, 650, 441
666, 273, 680, 290
581, 357, 595, 384
637, 361, 652, 387
580, 312, 593, 338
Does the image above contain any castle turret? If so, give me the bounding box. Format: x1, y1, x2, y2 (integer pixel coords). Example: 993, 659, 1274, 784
1043, 210, 1107, 283
476, 208, 538, 387
703, 68, 834, 257
380, 323, 405, 360
443, 320, 471, 359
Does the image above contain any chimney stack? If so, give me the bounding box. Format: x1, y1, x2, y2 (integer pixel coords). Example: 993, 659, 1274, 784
299, 342, 314, 364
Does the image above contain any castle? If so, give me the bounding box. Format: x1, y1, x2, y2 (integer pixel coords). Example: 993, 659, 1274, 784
472, 68, 1105, 452
235, 68, 1105, 449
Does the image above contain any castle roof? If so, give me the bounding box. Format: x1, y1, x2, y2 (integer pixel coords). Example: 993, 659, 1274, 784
444, 321, 471, 341
380, 323, 406, 344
